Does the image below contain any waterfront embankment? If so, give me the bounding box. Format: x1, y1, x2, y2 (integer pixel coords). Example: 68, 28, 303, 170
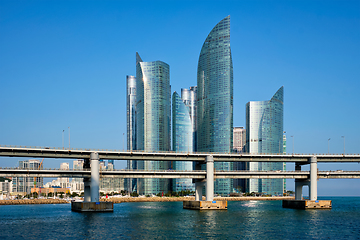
0, 196, 294, 205
0, 199, 69, 205
101, 196, 295, 203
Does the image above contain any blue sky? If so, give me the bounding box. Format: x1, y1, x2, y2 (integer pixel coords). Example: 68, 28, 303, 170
1, 0, 359, 195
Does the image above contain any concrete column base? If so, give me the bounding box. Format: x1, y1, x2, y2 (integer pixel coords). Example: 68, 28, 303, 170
183, 200, 227, 210
282, 200, 331, 210
71, 201, 113, 212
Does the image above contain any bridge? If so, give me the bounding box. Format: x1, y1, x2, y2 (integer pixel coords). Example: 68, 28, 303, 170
1, 145, 360, 208
1, 145, 359, 162
1, 168, 360, 179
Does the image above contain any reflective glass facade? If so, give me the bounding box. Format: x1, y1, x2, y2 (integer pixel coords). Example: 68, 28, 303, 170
197, 16, 233, 195
135, 52, 171, 195
246, 87, 284, 195
181, 87, 197, 152
172, 91, 194, 192
126, 75, 137, 192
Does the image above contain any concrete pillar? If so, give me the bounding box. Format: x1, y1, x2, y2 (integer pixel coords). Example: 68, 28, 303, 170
193, 161, 204, 201
295, 180, 303, 200
83, 178, 91, 202
294, 163, 302, 200
206, 155, 214, 201
309, 156, 318, 200
83, 159, 91, 202
90, 152, 100, 202
195, 182, 203, 201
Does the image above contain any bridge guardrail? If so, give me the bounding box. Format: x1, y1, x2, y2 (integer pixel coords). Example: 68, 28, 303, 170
1, 144, 360, 155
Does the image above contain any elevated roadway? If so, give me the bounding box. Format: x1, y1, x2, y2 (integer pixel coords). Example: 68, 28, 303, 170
1, 146, 359, 203
1, 168, 359, 179
1, 145, 360, 162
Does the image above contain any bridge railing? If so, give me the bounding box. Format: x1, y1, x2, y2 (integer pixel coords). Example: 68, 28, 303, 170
1, 144, 360, 156
1, 167, 359, 174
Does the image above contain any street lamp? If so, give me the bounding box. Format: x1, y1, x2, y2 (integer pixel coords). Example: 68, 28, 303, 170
341, 136, 345, 155
62, 130, 64, 149
328, 138, 331, 154
290, 136, 294, 154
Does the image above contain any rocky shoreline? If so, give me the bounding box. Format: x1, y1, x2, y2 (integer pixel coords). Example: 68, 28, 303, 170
0, 196, 294, 205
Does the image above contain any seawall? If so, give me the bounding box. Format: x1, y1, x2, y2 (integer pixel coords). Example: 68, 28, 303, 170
0, 199, 69, 205
101, 196, 295, 203
0, 196, 295, 205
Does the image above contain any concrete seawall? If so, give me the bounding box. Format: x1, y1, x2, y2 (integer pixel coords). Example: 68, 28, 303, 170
0, 199, 69, 205
101, 196, 295, 204
0, 196, 295, 205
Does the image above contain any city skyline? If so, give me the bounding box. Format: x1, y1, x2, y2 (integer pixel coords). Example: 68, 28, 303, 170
1, 1, 359, 196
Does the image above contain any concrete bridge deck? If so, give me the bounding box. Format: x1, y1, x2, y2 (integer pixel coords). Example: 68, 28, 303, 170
1, 168, 359, 179
1, 145, 360, 162
1, 145, 359, 210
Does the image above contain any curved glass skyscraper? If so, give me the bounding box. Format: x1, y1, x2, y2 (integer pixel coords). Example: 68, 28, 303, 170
197, 16, 233, 195
181, 87, 197, 152
135, 52, 171, 195
246, 86, 284, 195
172, 91, 194, 192
172, 91, 192, 153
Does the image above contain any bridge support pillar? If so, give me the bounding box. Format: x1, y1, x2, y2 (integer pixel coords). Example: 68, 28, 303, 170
193, 161, 204, 201
206, 155, 214, 201
283, 156, 329, 209
83, 159, 91, 202
90, 152, 100, 202
72, 153, 113, 212
195, 181, 204, 201
84, 178, 91, 202
309, 156, 318, 201
183, 155, 227, 210
295, 180, 307, 200
294, 163, 303, 200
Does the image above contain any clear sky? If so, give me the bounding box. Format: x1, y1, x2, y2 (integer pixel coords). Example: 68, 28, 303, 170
1, 0, 359, 196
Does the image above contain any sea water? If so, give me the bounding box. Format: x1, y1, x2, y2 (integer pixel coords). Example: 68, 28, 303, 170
1, 197, 359, 239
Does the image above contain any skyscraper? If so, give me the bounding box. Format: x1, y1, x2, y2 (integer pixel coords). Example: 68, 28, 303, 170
233, 127, 246, 192
233, 127, 246, 153
197, 16, 233, 195
181, 87, 197, 152
246, 86, 284, 195
126, 75, 137, 192
172, 91, 194, 192
283, 134, 287, 193
135, 52, 171, 195
127, 75, 137, 151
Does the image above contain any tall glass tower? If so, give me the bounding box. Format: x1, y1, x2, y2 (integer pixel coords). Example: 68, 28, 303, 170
172, 91, 194, 192
197, 16, 233, 195
135, 52, 171, 195
181, 87, 197, 152
126, 75, 137, 192
246, 86, 284, 195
